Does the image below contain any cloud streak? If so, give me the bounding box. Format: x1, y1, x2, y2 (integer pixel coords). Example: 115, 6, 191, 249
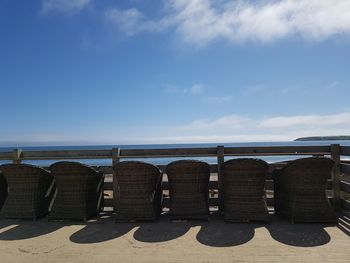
41, 0, 91, 15
259, 112, 350, 129
165, 112, 350, 143
2, 112, 350, 146
105, 0, 350, 46
163, 83, 205, 95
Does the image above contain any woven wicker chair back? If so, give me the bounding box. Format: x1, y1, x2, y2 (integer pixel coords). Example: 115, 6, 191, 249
281, 157, 334, 193
50, 161, 99, 176
221, 158, 268, 196
113, 161, 162, 221
0, 171, 8, 210
0, 164, 53, 219
50, 161, 99, 188
49, 161, 103, 220
221, 158, 269, 221
0, 164, 51, 193
274, 157, 336, 222
114, 161, 162, 196
166, 160, 210, 195
165, 160, 210, 219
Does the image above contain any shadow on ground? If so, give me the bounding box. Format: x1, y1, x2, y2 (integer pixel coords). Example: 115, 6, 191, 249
133, 214, 194, 243
0, 220, 11, 231
70, 215, 136, 244
0, 213, 335, 247
196, 219, 259, 247
266, 217, 332, 247
0, 218, 64, 240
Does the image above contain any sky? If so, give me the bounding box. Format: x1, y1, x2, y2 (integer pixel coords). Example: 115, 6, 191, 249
1, 0, 350, 146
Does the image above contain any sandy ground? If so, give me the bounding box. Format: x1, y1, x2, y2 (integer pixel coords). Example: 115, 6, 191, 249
0, 214, 349, 263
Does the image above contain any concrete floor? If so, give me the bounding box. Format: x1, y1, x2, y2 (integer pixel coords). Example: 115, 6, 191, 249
0, 214, 349, 263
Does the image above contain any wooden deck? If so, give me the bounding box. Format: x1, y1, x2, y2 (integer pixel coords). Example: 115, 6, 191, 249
0, 214, 349, 263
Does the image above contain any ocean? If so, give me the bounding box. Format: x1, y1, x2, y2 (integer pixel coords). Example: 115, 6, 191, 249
1, 140, 350, 166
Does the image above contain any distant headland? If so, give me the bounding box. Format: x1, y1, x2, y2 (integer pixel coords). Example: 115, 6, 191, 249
295, 136, 350, 141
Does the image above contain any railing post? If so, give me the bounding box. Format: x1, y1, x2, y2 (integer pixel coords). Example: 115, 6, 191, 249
112, 148, 121, 212
12, 149, 22, 164
217, 145, 224, 213
331, 144, 341, 213
112, 148, 121, 167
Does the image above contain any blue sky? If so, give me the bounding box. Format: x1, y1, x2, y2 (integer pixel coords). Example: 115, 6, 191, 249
1, 0, 350, 146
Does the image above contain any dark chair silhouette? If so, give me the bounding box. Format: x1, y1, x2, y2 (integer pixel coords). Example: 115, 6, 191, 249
273, 157, 336, 223
0, 164, 55, 220
222, 158, 269, 222
166, 160, 210, 220
0, 171, 8, 210
49, 161, 104, 221
113, 161, 162, 222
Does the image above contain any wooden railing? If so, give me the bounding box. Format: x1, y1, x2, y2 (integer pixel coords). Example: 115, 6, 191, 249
0, 145, 332, 161
0, 144, 350, 220
338, 146, 350, 234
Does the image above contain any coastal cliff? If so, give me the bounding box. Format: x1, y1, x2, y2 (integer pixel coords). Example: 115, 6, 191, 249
295, 136, 350, 141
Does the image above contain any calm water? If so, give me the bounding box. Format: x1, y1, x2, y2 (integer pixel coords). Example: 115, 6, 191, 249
1, 140, 349, 166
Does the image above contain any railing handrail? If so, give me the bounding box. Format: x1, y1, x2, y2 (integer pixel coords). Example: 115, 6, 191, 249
0, 145, 340, 161
341, 146, 350, 156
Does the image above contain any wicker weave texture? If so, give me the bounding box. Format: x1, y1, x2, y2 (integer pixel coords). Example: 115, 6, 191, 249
222, 158, 269, 222
0, 171, 8, 211
49, 161, 104, 221
113, 161, 162, 222
166, 160, 210, 220
273, 157, 336, 223
0, 164, 54, 220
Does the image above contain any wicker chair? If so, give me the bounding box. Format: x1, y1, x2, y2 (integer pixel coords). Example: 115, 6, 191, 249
222, 158, 269, 222
0, 164, 55, 220
166, 160, 210, 220
113, 161, 162, 222
273, 157, 336, 223
49, 161, 104, 221
0, 171, 8, 211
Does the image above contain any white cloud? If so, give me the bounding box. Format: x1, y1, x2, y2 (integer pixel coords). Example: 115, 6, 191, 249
280, 86, 296, 94
189, 84, 205, 94
259, 112, 350, 129
163, 83, 232, 104
325, 81, 340, 90
203, 96, 232, 104
243, 84, 266, 95
105, 7, 169, 36
163, 83, 205, 95
105, 0, 350, 46
105, 8, 144, 36
41, 0, 91, 15
162, 112, 350, 143
178, 114, 254, 132
2, 112, 350, 146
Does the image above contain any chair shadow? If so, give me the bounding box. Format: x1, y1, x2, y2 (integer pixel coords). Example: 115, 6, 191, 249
196, 218, 259, 247
133, 214, 193, 243
0, 218, 63, 240
70, 216, 136, 244
266, 217, 332, 247
0, 220, 12, 231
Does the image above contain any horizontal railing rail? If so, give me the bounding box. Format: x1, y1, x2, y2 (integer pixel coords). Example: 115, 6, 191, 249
341, 146, 350, 156
119, 147, 218, 158
223, 146, 331, 156
0, 145, 334, 161
0, 152, 13, 159
23, 149, 113, 160
341, 163, 350, 174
